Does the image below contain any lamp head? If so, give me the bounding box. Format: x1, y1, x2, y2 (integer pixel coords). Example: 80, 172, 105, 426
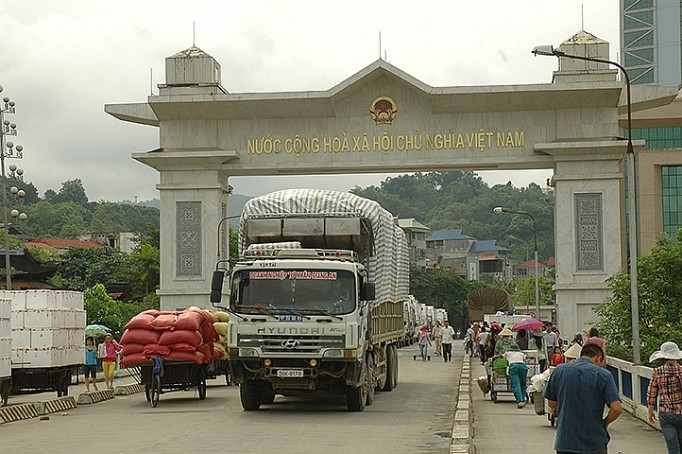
532, 45, 564, 57
493, 206, 509, 214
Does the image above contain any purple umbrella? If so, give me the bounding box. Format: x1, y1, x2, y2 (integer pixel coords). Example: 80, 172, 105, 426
512, 318, 544, 332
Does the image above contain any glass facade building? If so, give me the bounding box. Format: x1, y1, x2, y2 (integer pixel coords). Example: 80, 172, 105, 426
622, 0, 682, 86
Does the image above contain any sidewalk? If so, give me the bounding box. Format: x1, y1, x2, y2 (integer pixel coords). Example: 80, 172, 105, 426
468, 355, 667, 453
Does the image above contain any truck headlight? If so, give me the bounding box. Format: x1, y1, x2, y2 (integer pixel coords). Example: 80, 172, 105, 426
323, 349, 357, 359
239, 348, 260, 357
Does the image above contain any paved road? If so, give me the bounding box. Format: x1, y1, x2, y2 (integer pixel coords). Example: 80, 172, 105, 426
469, 358, 668, 454
1, 344, 463, 454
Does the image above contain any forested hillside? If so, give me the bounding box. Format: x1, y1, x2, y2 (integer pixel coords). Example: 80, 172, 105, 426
351, 171, 554, 263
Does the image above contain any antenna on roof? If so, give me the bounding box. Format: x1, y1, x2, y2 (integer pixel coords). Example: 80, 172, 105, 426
379, 31, 382, 59
150, 68, 153, 96
193, 21, 196, 46
581, 4, 584, 30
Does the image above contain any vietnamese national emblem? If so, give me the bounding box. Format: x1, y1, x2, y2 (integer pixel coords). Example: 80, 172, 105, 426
369, 96, 398, 125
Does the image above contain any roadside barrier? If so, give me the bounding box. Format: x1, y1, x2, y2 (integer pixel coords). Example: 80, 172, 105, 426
450, 354, 474, 454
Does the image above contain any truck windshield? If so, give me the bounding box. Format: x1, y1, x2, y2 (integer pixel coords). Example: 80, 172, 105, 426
230, 269, 356, 316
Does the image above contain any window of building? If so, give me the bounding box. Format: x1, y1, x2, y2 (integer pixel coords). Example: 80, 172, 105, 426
662, 166, 682, 240
631, 127, 682, 149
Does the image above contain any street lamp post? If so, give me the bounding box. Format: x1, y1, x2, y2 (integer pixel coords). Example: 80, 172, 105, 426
0, 86, 27, 290
531, 45, 640, 365
494, 207, 539, 318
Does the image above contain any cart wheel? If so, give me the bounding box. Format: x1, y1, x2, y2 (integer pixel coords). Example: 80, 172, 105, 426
198, 367, 207, 400
150, 374, 161, 408
0, 381, 8, 407
144, 385, 151, 402
491, 391, 498, 403
225, 371, 232, 386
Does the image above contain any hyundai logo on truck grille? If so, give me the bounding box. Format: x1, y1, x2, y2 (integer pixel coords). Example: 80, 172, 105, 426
282, 339, 300, 349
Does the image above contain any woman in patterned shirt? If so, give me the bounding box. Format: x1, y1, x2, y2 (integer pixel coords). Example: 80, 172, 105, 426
647, 341, 682, 454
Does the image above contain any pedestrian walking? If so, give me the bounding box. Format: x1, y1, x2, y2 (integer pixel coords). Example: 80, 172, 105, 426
646, 341, 682, 454
544, 343, 623, 454
585, 326, 607, 366
478, 327, 490, 364
418, 325, 431, 361
84, 336, 98, 392
531, 327, 549, 371
516, 328, 529, 350
432, 321, 443, 357
441, 320, 455, 362
465, 324, 475, 356
100, 333, 123, 390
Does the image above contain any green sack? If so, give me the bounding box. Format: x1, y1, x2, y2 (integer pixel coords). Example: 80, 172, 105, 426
492, 358, 508, 376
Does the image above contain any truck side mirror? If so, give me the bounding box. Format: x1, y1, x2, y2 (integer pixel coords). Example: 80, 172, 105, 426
361, 282, 375, 301
210, 270, 225, 303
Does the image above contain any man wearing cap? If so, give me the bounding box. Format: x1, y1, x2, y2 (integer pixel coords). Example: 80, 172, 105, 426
646, 341, 682, 454
544, 343, 622, 454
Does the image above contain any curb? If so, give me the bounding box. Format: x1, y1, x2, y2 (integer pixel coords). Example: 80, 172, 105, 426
450, 354, 474, 454
33, 396, 76, 415
0, 402, 38, 424
77, 389, 114, 405
114, 383, 145, 395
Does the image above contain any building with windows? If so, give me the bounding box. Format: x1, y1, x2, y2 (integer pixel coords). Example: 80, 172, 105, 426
622, 0, 682, 251
621, 0, 681, 86
397, 218, 431, 270
426, 229, 510, 282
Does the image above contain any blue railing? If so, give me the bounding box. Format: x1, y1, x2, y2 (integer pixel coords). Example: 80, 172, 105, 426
606, 356, 656, 428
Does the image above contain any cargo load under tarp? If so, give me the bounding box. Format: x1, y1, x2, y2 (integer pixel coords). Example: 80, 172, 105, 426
467, 288, 511, 323
238, 189, 409, 306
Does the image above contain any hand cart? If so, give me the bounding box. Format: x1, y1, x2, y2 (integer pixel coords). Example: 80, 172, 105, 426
206, 358, 232, 385
128, 357, 209, 407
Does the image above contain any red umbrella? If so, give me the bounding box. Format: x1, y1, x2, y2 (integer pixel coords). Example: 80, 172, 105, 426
512, 318, 544, 332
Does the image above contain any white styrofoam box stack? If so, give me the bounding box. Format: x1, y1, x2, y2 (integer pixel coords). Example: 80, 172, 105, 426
0, 297, 9, 377
0, 298, 10, 319
10, 290, 86, 369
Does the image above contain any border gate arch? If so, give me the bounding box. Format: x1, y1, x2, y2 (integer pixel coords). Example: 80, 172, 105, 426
105, 33, 677, 336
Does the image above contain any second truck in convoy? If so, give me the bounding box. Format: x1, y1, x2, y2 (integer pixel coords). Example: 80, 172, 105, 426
211, 189, 409, 411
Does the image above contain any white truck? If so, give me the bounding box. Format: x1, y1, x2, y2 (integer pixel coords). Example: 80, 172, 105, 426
210, 189, 409, 411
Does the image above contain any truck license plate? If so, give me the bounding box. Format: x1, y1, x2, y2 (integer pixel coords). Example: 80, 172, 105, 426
277, 369, 304, 378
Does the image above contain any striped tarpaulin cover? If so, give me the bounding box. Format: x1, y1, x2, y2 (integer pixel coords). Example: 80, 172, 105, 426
239, 189, 409, 305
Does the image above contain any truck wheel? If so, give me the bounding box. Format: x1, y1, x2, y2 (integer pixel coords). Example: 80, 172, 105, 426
382, 345, 395, 392
240, 380, 261, 411
366, 355, 375, 406
346, 362, 368, 412
392, 346, 399, 389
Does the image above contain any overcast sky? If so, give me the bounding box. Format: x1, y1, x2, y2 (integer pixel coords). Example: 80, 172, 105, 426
3, 0, 620, 202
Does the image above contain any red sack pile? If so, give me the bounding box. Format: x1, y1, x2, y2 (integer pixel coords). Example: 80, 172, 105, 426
120, 308, 219, 366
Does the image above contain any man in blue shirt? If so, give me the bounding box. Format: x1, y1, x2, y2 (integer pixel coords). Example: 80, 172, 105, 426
544, 343, 623, 454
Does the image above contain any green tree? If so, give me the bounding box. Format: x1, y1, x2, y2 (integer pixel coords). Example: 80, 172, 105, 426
129, 243, 160, 295
50, 179, 88, 206
510, 275, 553, 308
84, 283, 154, 338
49, 246, 132, 291
595, 231, 682, 363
